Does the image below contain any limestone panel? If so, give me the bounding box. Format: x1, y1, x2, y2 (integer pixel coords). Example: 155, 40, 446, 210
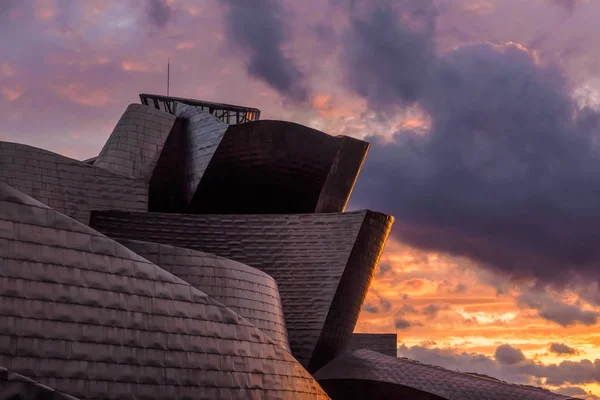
118, 239, 290, 350
89, 210, 394, 369
0, 182, 329, 400
344, 334, 398, 357
0, 142, 147, 224
94, 104, 177, 180
189, 120, 368, 214
314, 350, 575, 400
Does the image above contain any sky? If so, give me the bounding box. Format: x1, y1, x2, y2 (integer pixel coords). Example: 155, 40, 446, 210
3, 0, 600, 398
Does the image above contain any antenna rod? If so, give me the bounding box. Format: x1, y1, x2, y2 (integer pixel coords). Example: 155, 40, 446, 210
167, 58, 170, 97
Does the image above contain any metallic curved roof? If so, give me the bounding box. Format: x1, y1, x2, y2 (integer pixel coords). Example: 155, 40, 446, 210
314, 349, 575, 400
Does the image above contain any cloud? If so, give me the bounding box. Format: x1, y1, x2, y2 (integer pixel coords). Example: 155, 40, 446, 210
495, 344, 526, 365
395, 317, 422, 330
422, 303, 449, 318
220, 0, 308, 102
549, 0, 582, 13
146, 0, 171, 28
341, 0, 437, 110
347, 0, 600, 288
362, 289, 392, 313
550, 343, 579, 355
375, 261, 394, 278
518, 292, 599, 327
400, 343, 600, 389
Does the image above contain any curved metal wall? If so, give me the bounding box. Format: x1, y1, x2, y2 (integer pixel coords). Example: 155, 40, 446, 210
94, 104, 177, 180
0, 183, 329, 400
190, 120, 369, 214
89, 210, 394, 370
118, 239, 290, 350
314, 350, 575, 400
0, 141, 147, 224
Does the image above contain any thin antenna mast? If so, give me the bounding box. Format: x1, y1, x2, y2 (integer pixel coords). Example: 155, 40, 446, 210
167, 57, 170, 97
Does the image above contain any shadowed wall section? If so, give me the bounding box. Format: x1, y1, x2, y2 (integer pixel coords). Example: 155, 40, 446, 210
344, 334, 398, 357
148, 105, 228, 212
94, 104, 177, 180
314, 350, 575, 400
0, 142, 147, 224
0, 182, 329, 399
89, 210, 394, 370
117, 239, 290, 350
0, 366, 80, 400
189, 120, 369, 214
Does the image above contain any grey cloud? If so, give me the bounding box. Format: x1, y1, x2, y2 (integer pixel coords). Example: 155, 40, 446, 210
375, 261, 394, 278
346, 0, 600, 287
394, 317, 422, 330
495, 344, 526, 365
518, 292, 599, 327
146, 0, 171, 28
549, 0, 582, 13
550, 343, 579, 355
362, 289, 392, 314
363, 303, 379, 314
342, 0, 436, 110
400, 344, 600, 388
422, 303, 449, 319
220, 0, 308, 102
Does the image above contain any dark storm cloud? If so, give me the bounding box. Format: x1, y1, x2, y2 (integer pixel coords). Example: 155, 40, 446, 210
400, 344, 600, 387
346, 0, 600, 286
550, 343, 579, 355
342, 0, 436, 110
518, 292, 599, 327
146, 0, 171, 28
220, 0, 308, 102
495, 344, 526, 365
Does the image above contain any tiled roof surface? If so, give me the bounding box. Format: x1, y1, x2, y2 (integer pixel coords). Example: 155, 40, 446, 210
0, 182, 329, 399
118, 239, 290, 350
90, 210, 393, 370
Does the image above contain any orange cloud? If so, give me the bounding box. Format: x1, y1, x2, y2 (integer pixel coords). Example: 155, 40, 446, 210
176, 41, 197, 50
1, 88, 23, 102
2, 63, 16, 77
54, 84, 113, 106
121, 61, 150, 72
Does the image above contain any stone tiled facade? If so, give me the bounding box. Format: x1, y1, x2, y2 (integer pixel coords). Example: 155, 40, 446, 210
0, 142, 147, 224
344, 334, 398, 357
89, 210, 394, 370
314, 350, 575, 400
94, 104, 177, 180
0, 182, 329, 399
117, 239, 290, 350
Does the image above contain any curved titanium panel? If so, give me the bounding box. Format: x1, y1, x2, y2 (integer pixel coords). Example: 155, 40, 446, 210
89, 210, 394, 370
118, 239, 290, 350
0, 142, 147, 224
94, 104, 177, 180
0, 366, 80, 400
190, 120, 369, 214
314, 350, 575, 400
0, 183, 329, 400
149, 105, 228, 212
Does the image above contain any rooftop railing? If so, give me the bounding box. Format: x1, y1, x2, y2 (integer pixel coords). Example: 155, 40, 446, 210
139, 93, 261, 124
